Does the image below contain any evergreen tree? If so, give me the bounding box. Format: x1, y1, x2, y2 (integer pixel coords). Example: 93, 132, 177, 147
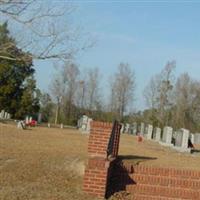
0, 22, 39, 119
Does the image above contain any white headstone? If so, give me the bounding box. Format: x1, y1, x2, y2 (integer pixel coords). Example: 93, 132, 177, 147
29, 117, 32, 123
124, 123, 130, 133
17, 121, 25, 129
82, 115, 88, 124
4, 112, 8, 119
120, 124, 124, 134
0, 111, 2, 118
162, 126, 173, 144
86, 118, 93, 133
133, 122, 137, 135
48, 123, 51, 128
0, 110, 5, 119
175, 128, 189, 149
129, 122, 137, 135
77, 118, 82, 128
140, 122, 145, 135
154, 127, 161, 141
190, 133, 194, 144
81, 124, 87, 131
7, 113, 11, 119
25, 116, 29, 124
60, 123, 63, 129
146, 124, 153, 140
194, 133, 200, 144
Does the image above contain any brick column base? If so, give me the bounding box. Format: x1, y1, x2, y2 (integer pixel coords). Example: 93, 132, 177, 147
83, 157, 111, 198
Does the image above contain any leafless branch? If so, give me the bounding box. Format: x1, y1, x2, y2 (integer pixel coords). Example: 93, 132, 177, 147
0, 1, 93, 62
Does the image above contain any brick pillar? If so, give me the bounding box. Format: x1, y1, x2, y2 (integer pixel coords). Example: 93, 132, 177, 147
88, 121, 113, 157
83, 121, 113, 198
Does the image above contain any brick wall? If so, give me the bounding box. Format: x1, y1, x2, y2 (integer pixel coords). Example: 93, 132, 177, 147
83, 121, 200, 199
111, 161, 200, 199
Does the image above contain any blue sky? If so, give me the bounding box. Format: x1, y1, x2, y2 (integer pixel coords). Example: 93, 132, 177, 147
34, 1, 200, 111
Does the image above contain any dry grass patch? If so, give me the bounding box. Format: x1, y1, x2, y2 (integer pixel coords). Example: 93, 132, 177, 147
0, 123, 98, 200
119, 134, 200, 170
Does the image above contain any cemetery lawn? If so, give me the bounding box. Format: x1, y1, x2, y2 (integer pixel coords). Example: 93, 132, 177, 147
0, 123, 97, 200
1, 123, 200, 200
119, 134, 200, 170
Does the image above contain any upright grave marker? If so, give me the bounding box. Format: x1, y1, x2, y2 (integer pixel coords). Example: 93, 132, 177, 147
146, 124, 153, 140
153, 127, 161, 141
160, 126, 173, 146
175, 128, 189, 149
194, 133, 200, 144
140, 122, 145, 135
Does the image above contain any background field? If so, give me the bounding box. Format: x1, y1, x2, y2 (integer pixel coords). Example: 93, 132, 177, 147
1, 123, 200, 200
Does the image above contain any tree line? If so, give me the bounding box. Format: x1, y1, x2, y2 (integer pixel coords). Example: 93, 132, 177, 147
40, 62, 135, 125
1, 1, 200, 132
143, 62, 200, 132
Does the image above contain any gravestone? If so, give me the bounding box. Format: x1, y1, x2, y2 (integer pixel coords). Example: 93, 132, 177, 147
48, 123, 51, 128
139, 122, 145, 135
7, 113, 11, 119
60, 123, 63, 129
172, 131, 177, 146
77, 118, 81, 128
172, 128, 191, 153
153, 127, 161, 141
124, 123, 130, 133
25, 116, 29, 125
129, 122, 137, 135
133, 122, 137, 135
81, 115, 89, 131
190, 133, 194, 144
194, 133, 200, 144
0, 110, 5, 119
120, 124, 124, 134
0, 111, 3, 118
17, 121, 26, 129
4, 112, 8, 119
175, 129, 189, 149
161, 126, 173, 145
78, 115, 93, 134
86, 118, 93, 133
146, 124, 153, 140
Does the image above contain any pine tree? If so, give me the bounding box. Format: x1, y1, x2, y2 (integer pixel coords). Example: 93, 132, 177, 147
0, 22, 39, 119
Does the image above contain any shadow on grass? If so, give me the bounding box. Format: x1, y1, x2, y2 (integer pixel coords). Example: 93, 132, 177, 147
191, 149, 200, 154
117, 155, 157, 165
118, 155, 157, 160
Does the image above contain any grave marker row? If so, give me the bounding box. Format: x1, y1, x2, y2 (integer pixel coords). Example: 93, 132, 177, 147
0, 110, 11, 120
121, 121, 200, 153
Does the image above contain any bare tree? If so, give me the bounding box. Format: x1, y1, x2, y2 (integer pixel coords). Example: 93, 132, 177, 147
85, 67, 101, 111
143, 61, 176, 126
173, 73, 190, 128
50, 62, 80, 123
172, 73, 200, 131
0, 1, 92, 62
158, 61, 176, 123
143, 75, 160, 110
109, 62, 135, 120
